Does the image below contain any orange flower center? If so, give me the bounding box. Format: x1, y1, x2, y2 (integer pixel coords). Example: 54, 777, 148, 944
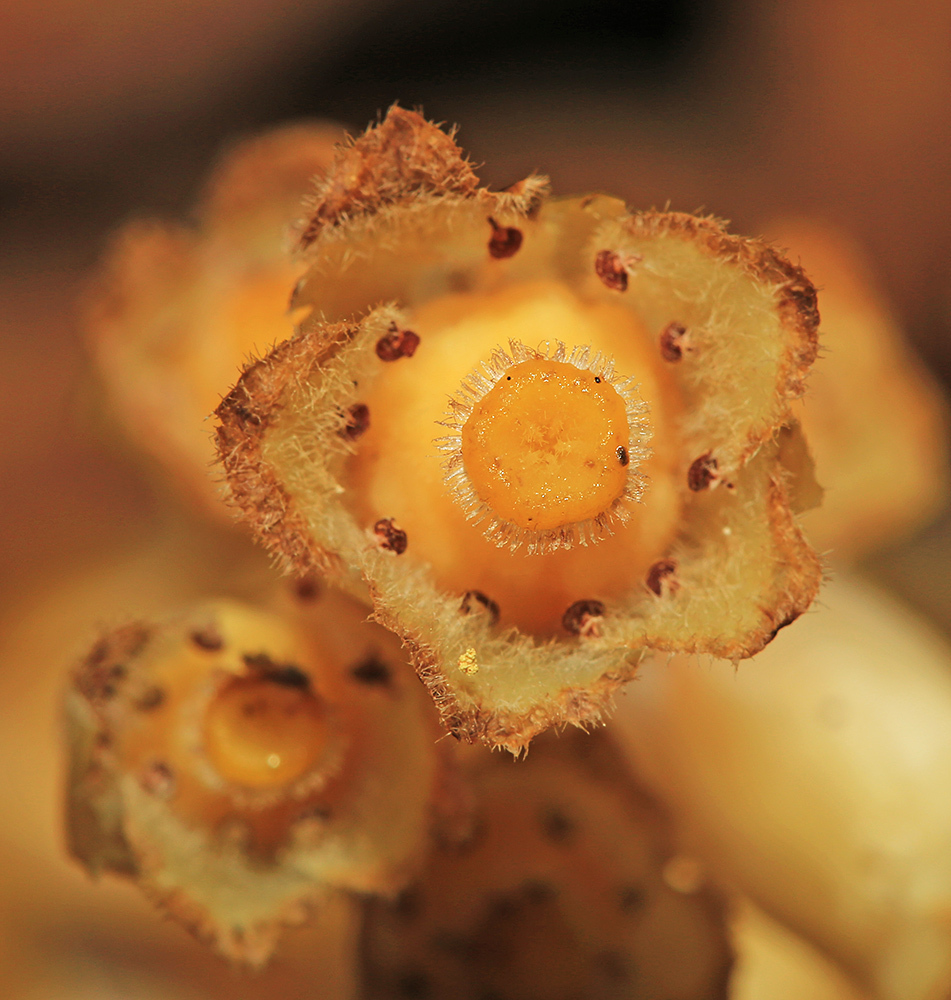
204, 676, 328, 789
462, 359, 631, 531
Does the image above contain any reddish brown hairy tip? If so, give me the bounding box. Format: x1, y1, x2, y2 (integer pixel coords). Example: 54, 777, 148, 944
299, 105, 481, 248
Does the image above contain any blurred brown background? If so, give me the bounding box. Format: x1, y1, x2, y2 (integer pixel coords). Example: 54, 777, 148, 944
1, 0, 950, 996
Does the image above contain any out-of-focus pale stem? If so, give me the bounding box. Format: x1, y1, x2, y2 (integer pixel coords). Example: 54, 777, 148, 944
730, 901, 869, 1000
611, 573, 951, 1000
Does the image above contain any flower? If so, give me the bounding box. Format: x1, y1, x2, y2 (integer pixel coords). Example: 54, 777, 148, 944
361, 729, 732, 1000
84, 123, 342, 515
216, 106, 823, 753
66, 594, 444, 965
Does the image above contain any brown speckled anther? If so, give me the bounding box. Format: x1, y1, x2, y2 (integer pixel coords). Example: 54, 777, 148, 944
376, 327, 420, 361
594, 250, 629, 291
460, 590, 500, 625
487, 217, 523, 259
562, 600, 606, 637
374, 518, 408, 554
687, 453, 719, 491
645, 559, 678, 597
659, 321, 688, 362
341, 402, 371, 439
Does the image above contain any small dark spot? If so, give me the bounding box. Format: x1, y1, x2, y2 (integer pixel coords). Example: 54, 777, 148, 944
242, 651, 277, 672
522, 879, 557, 903
595, 950, 630, 982
487, 217, 523, 259
594, 249, 630, 291
617, 445, 629, 466
687, 452, 719, 491
460, 590, 500, 625
619, 884, 645, 913
506, 375, 511, 380
594, 376, 601, 383
374, 518, 408, 554
135, 686, 165, 711
243, 653, 311, 689
540, 805, 576, 843
76, 628, 147, 703
396, 969, 431, 998
646, 559, 678, 597
659, 321, 688, 362
440, 814, 487, 855
376, 326, 420, 361
87, 639, 109, 667
340, 402, 370, 439
446, 270, 472, 294
432, 930, 474, 958
487, 893, 521, 919
267, 665, 311, 689
297, 803, 332, 823
140, 761, 175, 799
292, 574, 321, 602
562, 599, 605, 637
394, 888, 422, 921
351, 656, 392, 686
190, 627, 223, 652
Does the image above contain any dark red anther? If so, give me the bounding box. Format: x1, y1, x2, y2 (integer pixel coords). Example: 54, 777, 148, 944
135, 686, 165, 711
340, 402, 370, 439
687, 453, 719, 491
659, 321, 688, 362
595, 250, 629, 291
140, 760, 175, 799
190, 627, 223, 651
487, 217, 523, 259
373, 518, 408, 554
376, 325, 420, 361
460, 589, 500, 625
562, 599, 606, 637
292, 574, 321, 601
351, 656, 392, 686
646, 559, 678, 597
